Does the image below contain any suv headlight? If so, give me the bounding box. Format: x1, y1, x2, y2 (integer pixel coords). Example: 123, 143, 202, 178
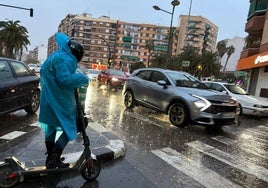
253, 104, 262, 108
192, 94, 211, 111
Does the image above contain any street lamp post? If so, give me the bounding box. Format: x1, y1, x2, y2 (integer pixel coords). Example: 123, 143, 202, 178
153, 0, 180, 64
94, 35, 112, 68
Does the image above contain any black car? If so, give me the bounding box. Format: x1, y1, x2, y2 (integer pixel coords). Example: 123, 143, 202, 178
0, 57, 40, 115
123, 68, 238, 127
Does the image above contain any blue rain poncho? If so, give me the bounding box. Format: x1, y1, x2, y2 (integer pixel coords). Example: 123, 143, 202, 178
39, 32, 89, 141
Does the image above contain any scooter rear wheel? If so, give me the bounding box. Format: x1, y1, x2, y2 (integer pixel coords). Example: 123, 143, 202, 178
81, 159, 101, 181
0, 163, 19, 188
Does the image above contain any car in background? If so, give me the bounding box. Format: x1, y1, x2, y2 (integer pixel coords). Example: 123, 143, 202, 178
203, 81, 268, 116
0, 57, 40, 115
97, 69, 128, 90
87, 69, 100, 82
123, 68, 238, 127
28, 63, 41, 73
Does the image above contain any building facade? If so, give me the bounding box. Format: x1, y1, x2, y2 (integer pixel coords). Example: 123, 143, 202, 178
47, 13, 218, 71
114, 21, 173, 70
27, 44, 47, 64
177, 15, 218, 54
237, 0, 268, 101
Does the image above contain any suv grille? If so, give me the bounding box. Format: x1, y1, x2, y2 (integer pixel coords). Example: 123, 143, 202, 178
204, 104, 237, 114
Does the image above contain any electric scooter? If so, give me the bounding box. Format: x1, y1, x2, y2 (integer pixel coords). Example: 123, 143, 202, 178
0, 89, 101, 188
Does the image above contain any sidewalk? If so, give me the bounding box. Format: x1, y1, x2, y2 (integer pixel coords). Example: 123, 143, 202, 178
0, 120, 126, 166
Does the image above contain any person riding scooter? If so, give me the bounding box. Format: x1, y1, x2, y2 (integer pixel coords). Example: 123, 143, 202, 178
39, 32, 89, 169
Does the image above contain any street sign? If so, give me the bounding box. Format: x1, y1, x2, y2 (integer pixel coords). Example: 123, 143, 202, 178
182, 60, 190, 67
234, 71, 247, 77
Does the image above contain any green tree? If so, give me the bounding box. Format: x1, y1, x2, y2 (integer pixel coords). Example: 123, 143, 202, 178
129, 61, 146, 73
200, 51, 221, 78
177, 45, 201, 75
223, 45, 235, 72
0, 20, 30, 59
216, 40, 227, 62
145, 39, 154, 67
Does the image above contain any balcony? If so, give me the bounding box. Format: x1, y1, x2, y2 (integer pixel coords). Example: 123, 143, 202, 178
245, 14, 265, 33
240, 48, 259, 59
123, 36, 132, 42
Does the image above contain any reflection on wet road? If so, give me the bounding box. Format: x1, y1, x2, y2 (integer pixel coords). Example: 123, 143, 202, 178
0, 83, 267, 187
86, 84, 268, 188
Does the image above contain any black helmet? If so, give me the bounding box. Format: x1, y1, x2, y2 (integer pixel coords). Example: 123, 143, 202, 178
68, 40, 84, 62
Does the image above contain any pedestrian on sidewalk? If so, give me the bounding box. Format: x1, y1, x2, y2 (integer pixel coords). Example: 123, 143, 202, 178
39, 32, 89, 169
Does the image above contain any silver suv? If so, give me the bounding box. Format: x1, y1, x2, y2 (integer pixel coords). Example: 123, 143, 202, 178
123, 68, 238, 127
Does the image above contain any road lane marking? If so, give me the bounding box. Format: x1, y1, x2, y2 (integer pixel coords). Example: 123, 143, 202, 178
186, 141, 268, 182
152, 147, 242, 188
0, 131, 26, 140
212, 135, 268, 159
211, 135, 238, 145
244, 127, 268, 137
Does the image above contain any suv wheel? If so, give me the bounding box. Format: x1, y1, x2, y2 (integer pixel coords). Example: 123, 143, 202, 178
168, 102, 188, 127
124, 90, 135, 109
25, 90, 40, 114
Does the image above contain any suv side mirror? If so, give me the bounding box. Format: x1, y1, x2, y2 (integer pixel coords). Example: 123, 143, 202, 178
157, 80, 167, 86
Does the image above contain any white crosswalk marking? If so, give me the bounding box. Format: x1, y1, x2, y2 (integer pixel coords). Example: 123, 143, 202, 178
152, 147, 242, 188
186, 141, 268, 182
152, 125, 268, 187
211, 135, 238, 145
212, 135, 268, 159
0, 131, 26, 140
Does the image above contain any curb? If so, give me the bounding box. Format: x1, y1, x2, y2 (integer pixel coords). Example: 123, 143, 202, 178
0, 121, 126, 165
88, 121, 127, 161
0, 126, 40, 153
93, 139, 126, 161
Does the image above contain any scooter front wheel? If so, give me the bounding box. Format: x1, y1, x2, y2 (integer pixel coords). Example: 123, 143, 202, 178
0, 163, 19, 188
81, 159, 101, 181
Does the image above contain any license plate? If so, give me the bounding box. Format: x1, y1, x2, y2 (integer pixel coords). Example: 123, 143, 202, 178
221, 112, 235, 118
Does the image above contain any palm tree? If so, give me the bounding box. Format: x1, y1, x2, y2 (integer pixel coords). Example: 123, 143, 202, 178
216, 40, 227, 62
0, 20, 30, 59
223, 45, 235, 72
145, 39, 154, 67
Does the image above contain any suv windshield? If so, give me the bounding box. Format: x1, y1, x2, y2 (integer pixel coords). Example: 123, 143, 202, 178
225, 84, 248, 95
167, 72, 207, 89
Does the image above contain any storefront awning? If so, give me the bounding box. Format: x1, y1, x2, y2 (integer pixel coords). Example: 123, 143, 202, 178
237, 51, 268, 70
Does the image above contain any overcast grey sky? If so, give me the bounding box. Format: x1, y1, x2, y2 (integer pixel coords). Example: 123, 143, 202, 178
0, 0, 249, 50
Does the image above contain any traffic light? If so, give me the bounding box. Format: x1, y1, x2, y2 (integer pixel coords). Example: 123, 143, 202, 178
30, 8, 33, 17
108, 59, 112, 65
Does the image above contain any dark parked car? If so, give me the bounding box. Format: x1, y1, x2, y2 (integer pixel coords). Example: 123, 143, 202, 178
123, 68, 238, 127
0, 57, 40, 115
97, 69, 128, 90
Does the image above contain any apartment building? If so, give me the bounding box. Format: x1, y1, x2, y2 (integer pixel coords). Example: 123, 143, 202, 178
47, 13, 217, 71
237, 0, 268, 100
177, 15, 218, 54
48, 13, 117, 70
27, 44, 47, 64
115, 21, 173, 70
47, 13, 173, 70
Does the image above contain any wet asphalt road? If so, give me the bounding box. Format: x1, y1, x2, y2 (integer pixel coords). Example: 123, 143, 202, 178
0, 83, 268, 188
